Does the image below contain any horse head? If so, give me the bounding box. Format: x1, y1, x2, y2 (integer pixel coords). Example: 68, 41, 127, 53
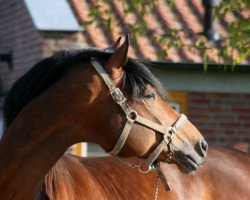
61, 35, 208, 173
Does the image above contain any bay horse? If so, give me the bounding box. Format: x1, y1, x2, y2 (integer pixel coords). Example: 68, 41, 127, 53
37, 147, 250, 200
0, 36, 207, 200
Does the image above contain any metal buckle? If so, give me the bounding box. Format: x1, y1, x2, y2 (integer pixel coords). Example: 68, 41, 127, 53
163, 135, 172, 144
111, 88, 126, 103
168, 126, 177, 136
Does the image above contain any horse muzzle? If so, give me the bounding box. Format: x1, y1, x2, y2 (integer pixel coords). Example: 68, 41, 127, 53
173, 138, 208, 173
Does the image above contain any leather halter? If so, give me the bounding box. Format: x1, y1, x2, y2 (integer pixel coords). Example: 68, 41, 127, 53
91, 58, 187, 173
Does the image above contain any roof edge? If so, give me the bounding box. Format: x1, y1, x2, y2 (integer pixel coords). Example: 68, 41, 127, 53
145, 61, 250, 73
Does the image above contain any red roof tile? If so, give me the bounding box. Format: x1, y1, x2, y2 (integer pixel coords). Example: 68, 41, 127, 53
69, 0, 250, 64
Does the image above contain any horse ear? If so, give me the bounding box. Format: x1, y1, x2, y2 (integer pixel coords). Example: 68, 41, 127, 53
107, 35, 129, 72
104, 37, 122, 52
111, 36, 122, 50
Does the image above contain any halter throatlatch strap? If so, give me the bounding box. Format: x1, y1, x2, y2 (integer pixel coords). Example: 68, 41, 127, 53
91, 57, 187, 172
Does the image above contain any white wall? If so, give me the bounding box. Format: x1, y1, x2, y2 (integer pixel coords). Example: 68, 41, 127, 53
153, 70, 250, 93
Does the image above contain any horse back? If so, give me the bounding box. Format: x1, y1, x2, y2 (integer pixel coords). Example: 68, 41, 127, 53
37, 147, 250, 200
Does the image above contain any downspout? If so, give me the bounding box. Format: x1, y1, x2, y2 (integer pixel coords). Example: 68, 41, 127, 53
202, 0, 221, 42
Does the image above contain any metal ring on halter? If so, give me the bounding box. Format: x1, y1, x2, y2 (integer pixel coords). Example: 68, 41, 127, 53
126, 110, 138, 122
138, 162, 153, 174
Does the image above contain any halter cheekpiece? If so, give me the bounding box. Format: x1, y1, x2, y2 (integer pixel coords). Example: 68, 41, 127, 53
91, 57, 187, 173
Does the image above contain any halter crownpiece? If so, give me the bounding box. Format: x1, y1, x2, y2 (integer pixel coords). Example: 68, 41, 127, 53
91, 57, 187, 173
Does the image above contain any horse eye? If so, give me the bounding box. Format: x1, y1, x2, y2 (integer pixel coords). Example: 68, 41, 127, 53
144, 92, 156, 100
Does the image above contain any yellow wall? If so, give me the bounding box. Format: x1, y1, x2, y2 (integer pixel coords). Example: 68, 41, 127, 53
169, 91, 189, 115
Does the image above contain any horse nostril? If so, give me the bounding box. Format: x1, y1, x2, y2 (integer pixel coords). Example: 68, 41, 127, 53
199, 138, 208, 156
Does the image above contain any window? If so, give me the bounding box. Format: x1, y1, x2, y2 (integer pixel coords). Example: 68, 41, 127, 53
169, 102, 181, 112
169, 91, 188, 114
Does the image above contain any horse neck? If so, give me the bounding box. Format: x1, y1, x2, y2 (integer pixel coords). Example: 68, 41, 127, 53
0, 113, 81, 199
0, 65, 103, 199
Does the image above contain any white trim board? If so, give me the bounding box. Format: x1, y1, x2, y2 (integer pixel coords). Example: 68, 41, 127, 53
154, 71, 250, 93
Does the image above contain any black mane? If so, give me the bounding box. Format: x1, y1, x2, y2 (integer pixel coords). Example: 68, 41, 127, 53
3, 48, 166, 128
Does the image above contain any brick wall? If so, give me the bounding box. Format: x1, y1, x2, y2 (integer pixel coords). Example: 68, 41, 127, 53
0, 0, 43, 92
40, 32, 86, 58
189, 92, 250, 147
0, 1, 85, 93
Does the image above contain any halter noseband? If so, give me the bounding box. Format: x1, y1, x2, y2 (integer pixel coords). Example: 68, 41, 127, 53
91, 58, 187, 173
